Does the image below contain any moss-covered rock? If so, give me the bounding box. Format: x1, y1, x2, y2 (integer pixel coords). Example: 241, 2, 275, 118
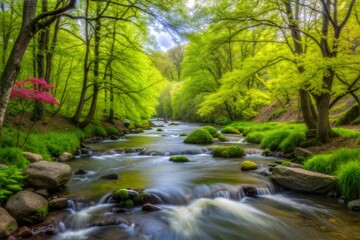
336, 105, 360, 126
169, 156, 190, 162
218, 134, 227, 142
125, 199, 134, 207
202, 126, 220, 137
212, 146, 245, 158
134, 192, 152, 205
221, 127, 240, 134
241, 161, 258, 171
112, 189, 129, 201
184, 129, 214, 144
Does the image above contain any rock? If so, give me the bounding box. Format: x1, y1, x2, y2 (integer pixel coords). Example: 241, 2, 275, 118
270, 166, 336, 193
16, 226, 33, 238
347, 199, 360, 211
242, 185, 257, 196
0, 163, 6, 168
57, 152, 75, 162
142, 203, 161, 212
252, 168, 271, 177
49, 198, 68, 210
99, 173, 119, 180
241, 161, 258, 171
127, 189, 139, 199
5, 191, 48, 224
289, 163, 304, 169
294, 147, 314, 158
23, 152, 43, 163
75, 169, 87, 175
35, 188, 49, 198
25, 161, 72, 190
0, 208, 18, 239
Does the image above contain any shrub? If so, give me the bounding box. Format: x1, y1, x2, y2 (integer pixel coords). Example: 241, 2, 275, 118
184, 129, 214, 144
0, 166, 26, 202
241, 161, 258, 171
212, 146, 245, 158
0, 147, 29, 169
215, 116, 231, 126
105, 127, 118, 136
337, 161, 360, 200
245, 132, 264, 144
260, 130, 290, 151
202, 126, 220, 137
279, 131, 306, 153
221, 127, 240, 134
92, 126, 108, 137
169, 156, 190, 162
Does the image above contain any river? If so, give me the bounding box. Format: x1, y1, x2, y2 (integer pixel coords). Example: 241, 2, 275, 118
52, 121, 360, 240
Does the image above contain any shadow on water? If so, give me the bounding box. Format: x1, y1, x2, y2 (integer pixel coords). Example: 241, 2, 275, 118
54, 121, 360, 240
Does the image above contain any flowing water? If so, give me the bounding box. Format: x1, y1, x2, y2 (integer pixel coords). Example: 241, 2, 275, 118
53, 122, 360, 240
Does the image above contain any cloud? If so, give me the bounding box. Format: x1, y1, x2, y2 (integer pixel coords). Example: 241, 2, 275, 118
156, 32, 175, 51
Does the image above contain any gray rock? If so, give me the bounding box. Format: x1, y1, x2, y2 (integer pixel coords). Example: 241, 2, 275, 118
347, 199, 360, 211
23, 152, 43, 163
49, 198, 68, 210
35, 188, 49, 198
270, 166, 336, 193
25, 161, 72, 190
57, 152, 75, 162
5, 191, 48, 224
0, 207, 18, 239
294, 147, 314, 158
142, 203, 161, 212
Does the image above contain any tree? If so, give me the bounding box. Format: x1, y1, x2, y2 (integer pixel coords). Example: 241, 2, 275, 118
0, 0, 76, 136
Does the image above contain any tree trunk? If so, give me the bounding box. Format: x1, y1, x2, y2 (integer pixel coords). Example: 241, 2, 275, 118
299, 89, 317, 129
0, 0, 38, 136
315, 93, 331, 143
79, 83, 99, 129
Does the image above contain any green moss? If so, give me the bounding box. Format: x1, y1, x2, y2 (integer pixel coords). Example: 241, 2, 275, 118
221, 127, 240, 134
281, 161, 291, 167
134, 192, 152, 205
136, 128, 144, 133
157, 128, 163, 132
125, 199, 134, 207
202, 126, 220, 137
92, 126, 108, 137
112, 189, 129, 201
218, 134, 227, 142
169, 156, 190, 162
212, 146, 245, 158
337, 161, 360, 200
262, 149, 272, 156
245, 132, 264, 144
241, 161, 258, 171
336, 105, 360, 126
180, 133, 187, 136
31, 206, 48, 221
184, 129, 214, 144
6, 222, 15, 232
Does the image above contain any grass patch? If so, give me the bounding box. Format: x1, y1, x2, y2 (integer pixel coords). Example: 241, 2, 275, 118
212, 146, 245, 158
337, 161, 360, 200
279, 131, 306, 153
260, 130, 291, 151
245, 132, 264, 144
184, 129, 214, 144
169, 156, 190, 162
105, 126, 118, 136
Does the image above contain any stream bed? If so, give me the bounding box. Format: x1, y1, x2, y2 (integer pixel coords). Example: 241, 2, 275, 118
52, 121, 359, 240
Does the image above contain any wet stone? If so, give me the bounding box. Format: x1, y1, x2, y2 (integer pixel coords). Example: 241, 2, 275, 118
16, 226, 33, 238
100, 173, 119, 180
142, 203, 161, 212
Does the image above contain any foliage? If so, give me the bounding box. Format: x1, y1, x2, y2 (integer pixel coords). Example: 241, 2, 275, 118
0, 166, 26, 202
0, 147, 29, 169
281, 161, 291, 167
304, 154, 333, 175
336, 105, 360, 126
212, 146, 245, 158
333, 128, 360, 139
279, 131, 306, 153
105, 127, 119, 136
241, 161, 258, 171
337, 161, 360, 200
215, 117, 232, 126
183, 129, 214, 144
218, 134, 227, 142
169, 156, 190, 162
221, 127, 240, 134
202, 126, 220, 137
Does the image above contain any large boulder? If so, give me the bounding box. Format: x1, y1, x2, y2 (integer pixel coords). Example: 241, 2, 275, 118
0, 208, 18, 239
5, 191, 48, 224
270, 166, 336, 193
25, 161, 72, 190
23, 152, 43, 163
